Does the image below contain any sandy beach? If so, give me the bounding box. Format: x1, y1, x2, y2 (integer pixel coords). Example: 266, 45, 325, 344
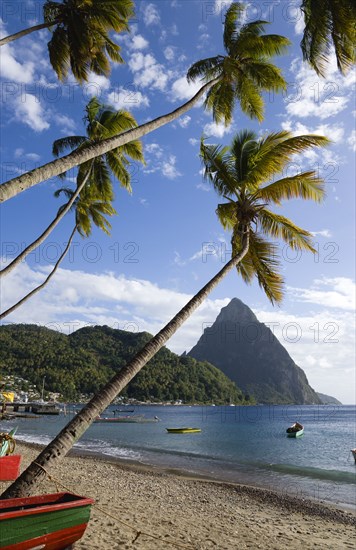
1, 442, 355, 549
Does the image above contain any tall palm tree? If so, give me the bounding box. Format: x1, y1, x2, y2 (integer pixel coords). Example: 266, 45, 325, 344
0, 0, 134, 83
2, 129, 330, 499
0, 167, 116, 320
0, 97, 144, 278
0, 3, 290, 202
301, 0, 356, 77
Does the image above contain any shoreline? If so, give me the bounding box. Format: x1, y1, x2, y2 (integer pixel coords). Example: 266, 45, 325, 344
1, 442, 355, 549
16, 437, 356, 514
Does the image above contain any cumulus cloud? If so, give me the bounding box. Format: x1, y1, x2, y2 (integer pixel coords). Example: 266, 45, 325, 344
170, 76, 203, 101
285, 58, 353, 120
177, 115, 191, 128
128, 52, 170, 91
143, 3, 161, 26
204, 121, 232, 138
107, 88, 150, 110
14, 94, 50, 132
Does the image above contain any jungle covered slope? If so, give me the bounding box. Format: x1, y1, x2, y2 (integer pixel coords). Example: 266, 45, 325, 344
0, 324, 249, 404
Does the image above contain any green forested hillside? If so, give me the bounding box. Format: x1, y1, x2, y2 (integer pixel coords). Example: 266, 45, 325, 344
0, 324, 250, 404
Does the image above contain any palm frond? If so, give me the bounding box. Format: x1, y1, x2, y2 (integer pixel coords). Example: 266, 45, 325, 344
187, 56, 224, 83
247, 134, 331, 186
223, 2, 245, 52
301, 0, 356, 76
258, 209, 316, 251
200, 141, 235, 195
257, 172, 325, 205
52, 135, 86, 157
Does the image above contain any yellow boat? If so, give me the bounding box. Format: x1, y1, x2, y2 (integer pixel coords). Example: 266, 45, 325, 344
166, 427, 201, 434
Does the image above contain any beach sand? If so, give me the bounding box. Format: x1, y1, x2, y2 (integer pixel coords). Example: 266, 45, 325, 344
1, 442, 355, 549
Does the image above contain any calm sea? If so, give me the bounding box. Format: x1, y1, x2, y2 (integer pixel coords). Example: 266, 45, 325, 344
6, 404, 356, 510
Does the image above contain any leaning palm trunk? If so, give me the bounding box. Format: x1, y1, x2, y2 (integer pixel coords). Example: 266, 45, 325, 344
1, 229, 249, 499
0, 78, 220, 203
0, 166, 92, 278
0, 21, 57, 46
0, 225, 77, 320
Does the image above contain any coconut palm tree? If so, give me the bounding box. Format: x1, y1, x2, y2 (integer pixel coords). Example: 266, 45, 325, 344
0, 97, 144, 278
1, 129, 330, 499
0, 3, 290, 202
0, 167, 117, 319
300, 0, 356, 77
0, 0, 134, 83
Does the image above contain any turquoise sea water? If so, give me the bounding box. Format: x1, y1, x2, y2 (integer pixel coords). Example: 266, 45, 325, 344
4, 404, 356, 509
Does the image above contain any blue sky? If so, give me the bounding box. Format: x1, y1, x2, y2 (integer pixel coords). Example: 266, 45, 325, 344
0, 1, 355, 404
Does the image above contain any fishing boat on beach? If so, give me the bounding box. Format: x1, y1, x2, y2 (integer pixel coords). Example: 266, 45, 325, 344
0, 492, 94, 550
351, 449, 356, 463
166, 427, 202, 434
286, 422, 304, 437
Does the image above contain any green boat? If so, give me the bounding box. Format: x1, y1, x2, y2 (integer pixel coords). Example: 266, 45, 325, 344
286, 422, 304, 437
0, 492, 94, 550
166, 427, 202, 434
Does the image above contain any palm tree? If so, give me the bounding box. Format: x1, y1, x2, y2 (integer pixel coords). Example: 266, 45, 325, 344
300, 0, 356, 77
0, 97, 144, 278
0, 0, 134, 83
0, 3, 290, 202
1, 129, 330, 499
0, 166, 117, 319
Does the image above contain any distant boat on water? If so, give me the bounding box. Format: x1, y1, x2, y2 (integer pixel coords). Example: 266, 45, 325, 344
351, 449, 356, 463
94, 415, 160, 424
286, 422, 304, 437
166, 427, 202, 434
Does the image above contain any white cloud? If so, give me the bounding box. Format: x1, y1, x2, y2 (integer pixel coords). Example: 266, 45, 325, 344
0, 43, 34, 83
143, 3, 161, 26
130, 34, 149, 50
128, 52, 170, 91
288, 277, 355, 310
107, 88, 150, 110
310, 229, 332, 238
293, 7, 305, 35
163, 46, 175, 61
170, 76, 203, 101
347, 130, 356, 152
281, 120, 344, 142
83, 73, 111, 96
188, 138, 199, 146
177, 115, 191, 128
204, 121, 232, 138
162, 155, 182, 179
54, 114, 76, 134
14, 94, 50, 132
285, 58, 353, 120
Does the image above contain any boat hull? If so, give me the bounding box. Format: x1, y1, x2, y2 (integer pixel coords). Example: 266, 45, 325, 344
287, 428, 304, 438
166, 428, 201, 434
0, 492, 94, 550
351, 450, 356, 464
0, 455, 21, 480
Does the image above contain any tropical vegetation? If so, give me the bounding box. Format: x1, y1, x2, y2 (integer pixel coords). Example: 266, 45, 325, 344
0, 3, 290, 201
0, 324, 250, 404
0, 98, 144, 317
0, 0, 134, 82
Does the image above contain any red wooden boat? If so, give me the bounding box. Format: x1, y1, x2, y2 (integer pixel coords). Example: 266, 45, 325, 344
0, 492, 94, 550
0, 455, 21, 481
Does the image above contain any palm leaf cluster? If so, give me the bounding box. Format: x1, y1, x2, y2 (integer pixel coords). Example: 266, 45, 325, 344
200, 130, 330, 304
44, 0, 134, 82
187, 3, 290, 124
53, 97, 144, 236
301, 0, 356, 77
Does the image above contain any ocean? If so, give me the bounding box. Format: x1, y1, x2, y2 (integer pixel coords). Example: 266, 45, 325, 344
5, 404, 356, 510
